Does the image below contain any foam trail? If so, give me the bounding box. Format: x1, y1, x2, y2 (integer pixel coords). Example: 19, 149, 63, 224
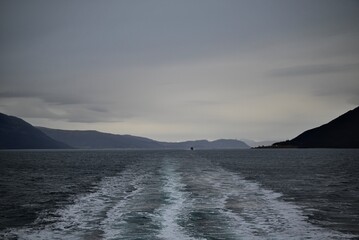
157, 159, 199, 240
2, 153, 356, 240
179, 160, 258, 239
100, 173, 147, 240
6, 165, 147, 240
100, 167, 162, 240
190, 161, 355, 239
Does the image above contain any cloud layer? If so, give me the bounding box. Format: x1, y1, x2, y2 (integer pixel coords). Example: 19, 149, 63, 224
1, 0, 359, 141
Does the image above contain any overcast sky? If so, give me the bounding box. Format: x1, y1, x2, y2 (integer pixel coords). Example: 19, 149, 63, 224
1, 0, 358, 141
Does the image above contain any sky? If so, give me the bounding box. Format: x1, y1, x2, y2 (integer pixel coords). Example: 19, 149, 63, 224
1, 0, 359, 142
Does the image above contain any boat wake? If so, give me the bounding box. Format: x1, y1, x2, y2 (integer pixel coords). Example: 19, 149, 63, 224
2, 154, 354, 240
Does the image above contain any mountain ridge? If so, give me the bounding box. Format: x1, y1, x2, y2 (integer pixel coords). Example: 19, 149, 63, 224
37, 127, 163, 149
273, 106, 359, 148
0, 112, 250, 150
6, 106, 357, 150
0, 113, 70, 149
38, 127, 250, 150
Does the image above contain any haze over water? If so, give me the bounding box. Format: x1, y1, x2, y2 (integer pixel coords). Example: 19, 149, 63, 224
1, 149, 358, 239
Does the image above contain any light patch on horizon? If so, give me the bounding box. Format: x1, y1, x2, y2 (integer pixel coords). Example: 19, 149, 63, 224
1, 0, 359, 141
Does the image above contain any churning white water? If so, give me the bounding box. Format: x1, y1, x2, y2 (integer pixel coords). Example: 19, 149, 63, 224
2, 151, 356, 240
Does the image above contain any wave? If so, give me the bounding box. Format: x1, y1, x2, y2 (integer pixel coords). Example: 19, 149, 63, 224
2, 154, 355, 240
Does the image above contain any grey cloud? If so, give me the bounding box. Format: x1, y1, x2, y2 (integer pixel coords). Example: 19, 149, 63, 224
50, 105, 123, 123
314, 79, 359, 104
267, 62, 359, 106
269, 63, 359, 78
65, 113, 117, 123
184, 100, 219, 106
0, 91, 84, 105
1, 0, 359, 140
0, 92, 34, 99
0, 98, 118, 123
2, 0, 358, 71
87, 106, 108, 113
349, 95, 359, 105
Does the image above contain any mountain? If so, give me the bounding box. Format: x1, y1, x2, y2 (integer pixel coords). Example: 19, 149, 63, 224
38, 127, 250, 149
0, 112, 249, 150
273, 106, 359, 148
0, 113, 70, 149
160, 139, 250, 150
241, 139, 278, 148
38, 127, 163, 149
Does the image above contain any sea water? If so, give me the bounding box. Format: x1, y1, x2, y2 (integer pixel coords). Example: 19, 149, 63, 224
0, 149, 358, 239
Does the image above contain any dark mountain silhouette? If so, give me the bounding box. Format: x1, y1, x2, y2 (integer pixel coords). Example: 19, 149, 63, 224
160, 139, 249, 149
273, 106, 359, 148
0, 113, 70, 149
38, 127, 163, 149
241, 139, 278, 148
38, 127, 250, 149
0, 112, 250, 150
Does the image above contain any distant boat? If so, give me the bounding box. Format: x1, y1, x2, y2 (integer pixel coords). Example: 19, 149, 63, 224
190, 147, 194, 151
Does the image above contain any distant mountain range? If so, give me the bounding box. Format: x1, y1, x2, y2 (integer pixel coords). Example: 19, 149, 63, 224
0, 113, 70, 149
0, 112, 250, 149
3, 106, 357, 150
38, 127, 250, 150
159, 139, 250, 150
37, 127, 163, 149
240, 139, 278, 148
273, 106, 359, 148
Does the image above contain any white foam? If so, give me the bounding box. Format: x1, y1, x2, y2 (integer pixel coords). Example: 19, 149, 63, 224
156, 159, 199, 240
6, 165, 148, 240
2, 155, 356, 240
191, 161, 355, 239
100, 174, 146, 240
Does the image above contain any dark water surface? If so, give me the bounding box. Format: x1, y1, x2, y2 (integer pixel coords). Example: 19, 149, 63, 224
0, 149, 358, 239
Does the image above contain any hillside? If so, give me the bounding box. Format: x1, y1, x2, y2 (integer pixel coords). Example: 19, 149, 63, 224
38, 127, 163, 149
0, 112, 250, 150
241, 139, 277, 148
161, 139, 249, 149
273, 106, 359, 148
0, 113, 70, 149
38, 127, 250, 149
